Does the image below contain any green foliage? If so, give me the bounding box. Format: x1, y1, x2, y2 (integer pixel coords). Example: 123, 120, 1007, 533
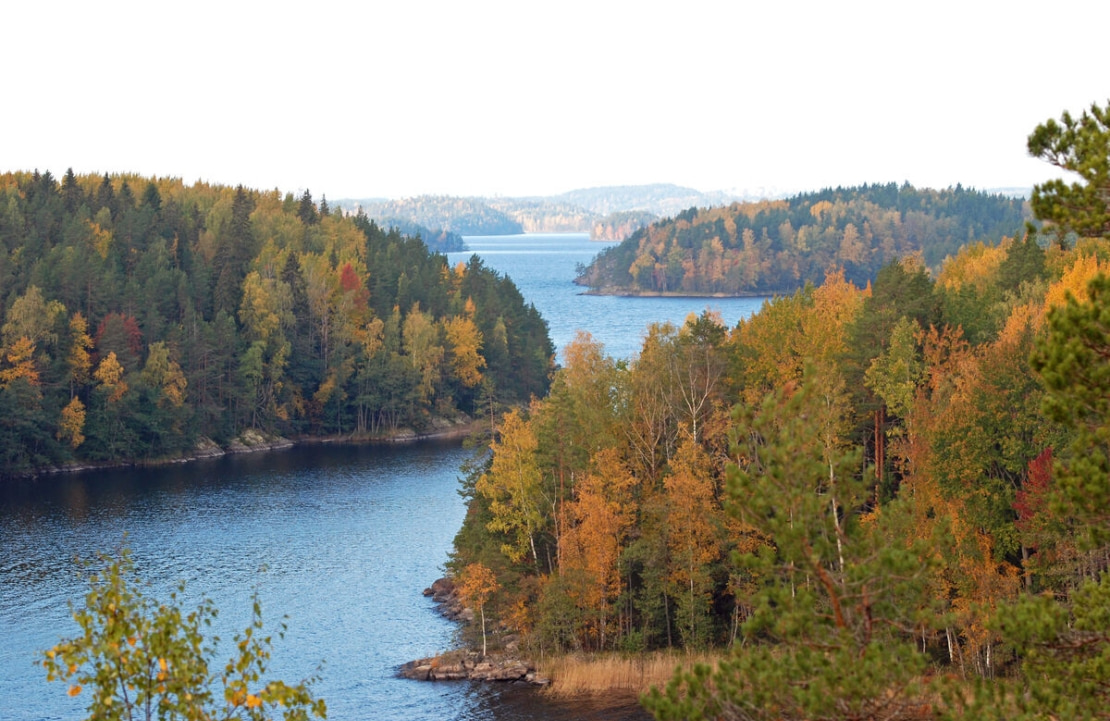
1027, 100, 1110, 242
42, 549, 326, 721
944, 576, 1110, 721
1031, 273, 1110, 545
644, 374, 934, 721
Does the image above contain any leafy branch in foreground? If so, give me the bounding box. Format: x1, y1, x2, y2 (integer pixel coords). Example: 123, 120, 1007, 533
42, 549, 326, 721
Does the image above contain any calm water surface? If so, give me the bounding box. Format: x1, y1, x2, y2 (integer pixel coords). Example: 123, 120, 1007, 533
449, 233, 766, 360
1, 445, 648, 720
2, 234, 765, 720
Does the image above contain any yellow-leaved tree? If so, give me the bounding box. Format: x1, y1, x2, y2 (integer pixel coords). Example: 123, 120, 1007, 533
456, 562, 500, 657
43, 549, 326, 721
443, 315, 485, 388
475, 408, 545, 566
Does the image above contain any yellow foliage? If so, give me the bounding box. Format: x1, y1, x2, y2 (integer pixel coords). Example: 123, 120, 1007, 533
94, 351, 127, 402
57, 396, 86, 448
142, 342, 188, 407
937, 240, 1009, 293
443, 315, 485, 388
810, 200, 834, 221
475, 409, 544, 564
456, 562, 500, 609
0, 336, 40, 387
68, 313, 94, 387
559, 448, 637, 612
86, 220, 112, 260
997, 303, 1044, 347
664, 432, 721, 589
1044, 253, 1110, 309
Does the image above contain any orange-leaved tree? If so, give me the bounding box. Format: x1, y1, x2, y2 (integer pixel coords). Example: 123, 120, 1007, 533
457, 562, 500, 657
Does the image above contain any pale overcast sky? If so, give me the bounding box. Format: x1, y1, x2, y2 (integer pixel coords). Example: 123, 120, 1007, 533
3, 0, 1106, 200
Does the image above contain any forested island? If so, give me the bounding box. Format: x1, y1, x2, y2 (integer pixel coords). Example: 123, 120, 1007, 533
0, 173, 553, 476
575, 184, 1029, 295
445, 101, 1110, 719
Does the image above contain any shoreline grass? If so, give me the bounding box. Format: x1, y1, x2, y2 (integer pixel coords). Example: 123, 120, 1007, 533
536, 650, 722, 698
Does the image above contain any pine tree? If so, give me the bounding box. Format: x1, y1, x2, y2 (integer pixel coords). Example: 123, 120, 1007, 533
1027, 100, 1110, 242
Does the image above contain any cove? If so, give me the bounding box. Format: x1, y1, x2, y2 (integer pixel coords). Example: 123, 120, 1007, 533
0, 442, 650, 720
2, 233, 766, 720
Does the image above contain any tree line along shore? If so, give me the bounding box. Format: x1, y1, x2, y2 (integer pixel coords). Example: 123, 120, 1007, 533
0, 173, 552, 476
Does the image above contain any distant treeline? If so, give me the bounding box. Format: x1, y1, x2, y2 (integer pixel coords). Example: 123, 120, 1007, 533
576, 183, 1029, 295
338, 184, 751, 240
350, 196, 525, 235
359, 216, 467, 252
0, 171, 553, 474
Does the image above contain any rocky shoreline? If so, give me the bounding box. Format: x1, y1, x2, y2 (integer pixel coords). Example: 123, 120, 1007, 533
399, 577, 549, 686
21, 417, 485, 479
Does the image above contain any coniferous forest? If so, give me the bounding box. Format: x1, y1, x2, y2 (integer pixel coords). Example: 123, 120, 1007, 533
448, 102, 1110, 720
0, 172, 553, 475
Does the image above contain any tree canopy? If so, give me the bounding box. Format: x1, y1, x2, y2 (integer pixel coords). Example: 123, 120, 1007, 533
0, 172, 553, 474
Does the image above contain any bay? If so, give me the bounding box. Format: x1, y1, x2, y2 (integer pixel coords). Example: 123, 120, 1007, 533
1, 233, 766, 720
448, 233, 766, 360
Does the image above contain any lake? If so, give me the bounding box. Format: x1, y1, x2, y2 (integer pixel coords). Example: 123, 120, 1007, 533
448, 233, 766, 360
1, 233, 764, 720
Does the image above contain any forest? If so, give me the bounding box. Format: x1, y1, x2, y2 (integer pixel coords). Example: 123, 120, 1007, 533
0, 172, 553, 475
576, 184, 1029, 295
450, 101, 1110, 719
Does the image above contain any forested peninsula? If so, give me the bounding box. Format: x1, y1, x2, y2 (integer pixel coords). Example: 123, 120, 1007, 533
575, 184, 1028, 295
0, 172, 553, 476
448, 102, 1110, 719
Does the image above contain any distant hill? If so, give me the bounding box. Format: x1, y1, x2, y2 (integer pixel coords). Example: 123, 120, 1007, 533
336, 184, 749, 241
575, 183, 1030, 296
552, 183, 742, 217
340, 196, 524, 236
358, 216, 466, 253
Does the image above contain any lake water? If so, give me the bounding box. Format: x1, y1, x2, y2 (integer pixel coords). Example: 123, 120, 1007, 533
1, 234, 764, 720
449, 234, 766, 360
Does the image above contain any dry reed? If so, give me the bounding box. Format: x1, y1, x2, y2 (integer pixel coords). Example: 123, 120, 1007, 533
537, 650, 722, 697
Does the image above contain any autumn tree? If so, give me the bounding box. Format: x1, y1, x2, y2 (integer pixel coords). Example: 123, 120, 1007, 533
443, 314, 485, 389
0, 337, 40, 387
42, 549, 326, 721
456, 562, 500, 657
66, 312, 94, 392
475, 408, 545, 567
402, 303, 444, 413
57, 396, 86, 449
661, 431, 722, 649
557, 448, 637, 649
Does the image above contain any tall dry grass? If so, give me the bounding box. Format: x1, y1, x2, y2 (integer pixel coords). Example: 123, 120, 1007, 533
537, 651, 722, 697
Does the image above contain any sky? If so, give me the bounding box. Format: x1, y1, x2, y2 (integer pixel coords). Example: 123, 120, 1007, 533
4, 0, 1107, 201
